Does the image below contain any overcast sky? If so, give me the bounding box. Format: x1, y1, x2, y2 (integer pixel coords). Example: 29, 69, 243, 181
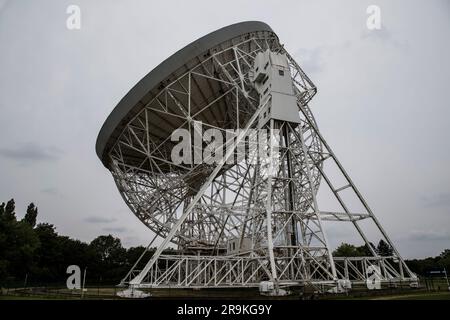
0, 0, 449, 259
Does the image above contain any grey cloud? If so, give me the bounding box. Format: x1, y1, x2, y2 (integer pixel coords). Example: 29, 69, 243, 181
295, 47, 325, 75
40, 187, 62, 196
103, 226, 127, 233
361, 25, 392, 41
293, 40, 354, 76
420, 193, 450, 208
84, 216, 116, 224
0, 0, 9, 14
407, 230, 450, 242
360, 26, 408, 50
122, 235, 149, 248
0, 143, 63, 163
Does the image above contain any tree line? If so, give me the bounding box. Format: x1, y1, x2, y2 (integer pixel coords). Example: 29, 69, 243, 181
1, 198, 449, 287
0, 198, 166, 286
333, 241, 450, 276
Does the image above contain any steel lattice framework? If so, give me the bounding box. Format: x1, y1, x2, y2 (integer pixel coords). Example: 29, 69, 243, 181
96, 22, 417, 294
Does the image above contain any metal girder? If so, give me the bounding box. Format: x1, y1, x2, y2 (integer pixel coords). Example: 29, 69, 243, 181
107, 30, 417, 293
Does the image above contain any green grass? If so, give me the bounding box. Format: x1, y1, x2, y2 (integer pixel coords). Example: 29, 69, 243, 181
2, 286, 450, 300
371, 291, 450, 300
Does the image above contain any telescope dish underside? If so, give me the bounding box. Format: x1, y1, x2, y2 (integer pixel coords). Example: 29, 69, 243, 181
100, 21, 320, 247
97, 21, 417, 293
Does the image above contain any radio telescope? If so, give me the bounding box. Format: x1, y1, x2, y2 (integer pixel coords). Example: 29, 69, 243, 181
96, 21, 417, 295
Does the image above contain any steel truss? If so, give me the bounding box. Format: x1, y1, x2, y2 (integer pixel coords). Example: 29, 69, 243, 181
107, 30, 417, 293
121, 254, 411, 289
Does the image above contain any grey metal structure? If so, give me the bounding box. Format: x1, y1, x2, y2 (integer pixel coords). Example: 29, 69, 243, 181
96, 21, 417, 294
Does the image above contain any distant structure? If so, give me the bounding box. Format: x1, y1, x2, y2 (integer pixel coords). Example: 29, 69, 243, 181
96, 21, 417, 296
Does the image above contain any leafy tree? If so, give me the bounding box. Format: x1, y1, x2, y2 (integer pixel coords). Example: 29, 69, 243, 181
0, 207, 40, 283
440, 249, 450, 259
437, 250, 450, 272
33, 223, 62, 282
23, 203, 38, 228
90, 235, 125, 263
4, 199, 16, 221
333, 242, 376, 257
0, 202, 5, 217
126, 246, 155, 270
89, 235, 127, 282
356, 243, 376, 256
8, 220, 40, 278
0, 207, 9, 282
333, 243, 360, 257
377, 239, 393, 256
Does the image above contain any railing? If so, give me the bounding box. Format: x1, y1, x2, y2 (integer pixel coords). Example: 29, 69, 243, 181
122, 254, 418, 291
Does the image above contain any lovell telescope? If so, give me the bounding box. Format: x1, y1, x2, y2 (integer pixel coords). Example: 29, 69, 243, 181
96, 21, 418, 297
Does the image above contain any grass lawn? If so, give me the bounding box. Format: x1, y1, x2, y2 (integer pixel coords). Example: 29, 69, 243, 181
370, 291, 450, 300
2, 287, 450, 300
